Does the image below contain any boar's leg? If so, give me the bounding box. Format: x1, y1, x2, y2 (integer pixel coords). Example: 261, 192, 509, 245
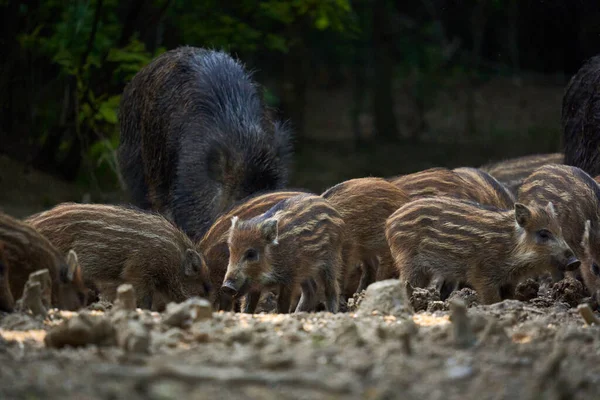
402, 259, 430, 291
499, 283, 516, 300
320, 265, 340, 314
276, 285, 293, 314
295, 279, 318, 312
242, 289, 261, 314
357, 255, 379, 292
437, 280, 457, 301
474, 280, 502, 305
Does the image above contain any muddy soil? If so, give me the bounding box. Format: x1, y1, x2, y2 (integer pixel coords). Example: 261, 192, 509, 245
1, 277, 599, 400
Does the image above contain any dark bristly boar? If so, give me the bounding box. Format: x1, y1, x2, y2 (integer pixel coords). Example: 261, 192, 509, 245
518, 164, 600, 293
0, 242, 15, 312
321, 177, 410, 295
562, 54, 600, 177
389, 167, 515, 210
26, 203, 210, 310
385, 197, 579, 304
480, 153, 564, 195
118, 46, 293, 241
198, 190, 309, 310
222, 193, 344, 314
0, 212, 87, 310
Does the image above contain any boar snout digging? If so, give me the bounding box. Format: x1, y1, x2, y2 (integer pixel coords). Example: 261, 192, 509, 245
385, 197, 578, 304
118, 46, 293, 241
222, 194, 344, 314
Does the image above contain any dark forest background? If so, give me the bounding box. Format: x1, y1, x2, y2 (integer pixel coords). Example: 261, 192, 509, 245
1, 0, 600, 213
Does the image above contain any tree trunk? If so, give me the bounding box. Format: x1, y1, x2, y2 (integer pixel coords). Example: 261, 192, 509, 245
372, 0, 398, 142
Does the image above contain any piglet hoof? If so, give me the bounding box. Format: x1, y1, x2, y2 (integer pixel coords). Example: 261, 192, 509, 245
163, 297, 212, 328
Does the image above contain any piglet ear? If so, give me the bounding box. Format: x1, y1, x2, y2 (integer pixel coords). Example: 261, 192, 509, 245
184, 248, 205, 277
66, 249, 79, 282
260, 218, 279, 245
514, 203, 532, 227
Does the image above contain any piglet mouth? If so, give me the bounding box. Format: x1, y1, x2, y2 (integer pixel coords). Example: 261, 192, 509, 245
561, 257, 581, 272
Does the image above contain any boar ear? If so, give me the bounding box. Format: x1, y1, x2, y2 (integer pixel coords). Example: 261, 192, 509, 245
261, 218, 279, 245
65, 249, 79, 282
514, 203, 532, 227
545, 202, 557, 218
184, 248, 205, 277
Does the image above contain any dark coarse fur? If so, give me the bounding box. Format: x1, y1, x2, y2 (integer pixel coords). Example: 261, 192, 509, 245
0, 242, 15, 312
223, 194, 344, 314
0, 212, 87, 310
518, 164, 600, 293
480, 153, 564, 195
118, 46, 293, 241
562, 54, 600, 177
26, 203, 210, 310
198, 189, 310, 309
385, 197, 577, 304
321, 177, 410, 295
389, 167, 514, 210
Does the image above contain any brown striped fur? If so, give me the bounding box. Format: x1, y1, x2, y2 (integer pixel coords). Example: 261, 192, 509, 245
26, 203, 210, 310
223, 193, 344, 313
518, 164, 600, 294
389, 167, 514, 210
198, 190, 309, 309
385, 197, 577, 304
481, 153, 564, 194
581, 220, 600, 301
321, 177, 410, 295
0, 212, 87, 310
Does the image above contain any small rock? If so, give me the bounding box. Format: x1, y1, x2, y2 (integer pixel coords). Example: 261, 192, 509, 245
28, 269, 52, 308
45, 312, 116, 348
117, 320, 150, 353
427, 301, 447, 312
448, 288, 478, 307
411, 287, 439, 312
163, 297, 212, 328
346, 290, 366, 312
16, 281, 46, 318
552, 278, 584, 308
357, 280, 412, 317
114, 284, 136, 311
445, 357, 474, 380
334, 320, 366, 347
449, 299, 475, 348
515, 278, 540, 302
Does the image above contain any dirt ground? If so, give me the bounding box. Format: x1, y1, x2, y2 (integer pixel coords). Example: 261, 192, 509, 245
0, 275, 599, 400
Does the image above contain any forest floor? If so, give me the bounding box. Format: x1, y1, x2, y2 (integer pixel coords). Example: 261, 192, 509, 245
0, 277, 599, 400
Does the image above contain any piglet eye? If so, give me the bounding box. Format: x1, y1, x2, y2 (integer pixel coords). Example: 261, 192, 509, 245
537, 229, 552, 241
244, 248, 258, 261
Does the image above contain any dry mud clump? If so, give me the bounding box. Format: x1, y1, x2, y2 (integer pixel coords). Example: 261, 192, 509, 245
0, 280, 599, 399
